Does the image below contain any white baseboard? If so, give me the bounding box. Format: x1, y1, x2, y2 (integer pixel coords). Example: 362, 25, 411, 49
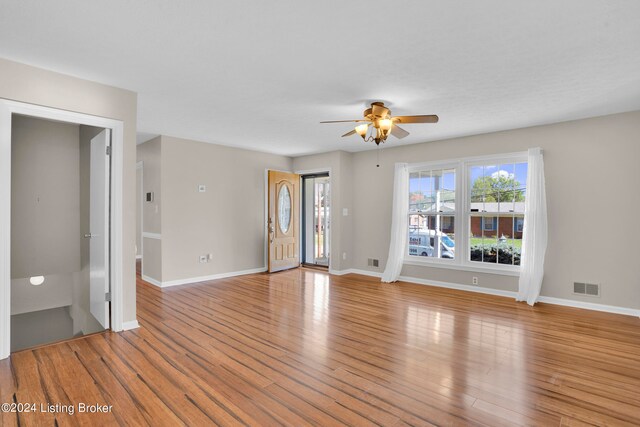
330, 268, 383, 277
351, 268, 382, 278
536, 296, 640, 317
332, 269, 640, 317
144, 267, 268, 288
122, 320, 140, 331
397, 275, 518, 299
141, 274, 163, 287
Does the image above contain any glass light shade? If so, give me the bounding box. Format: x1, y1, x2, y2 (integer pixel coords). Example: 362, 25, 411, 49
30, 276, 45, 286
355, 124, 369, 138
379, 119, 393, 131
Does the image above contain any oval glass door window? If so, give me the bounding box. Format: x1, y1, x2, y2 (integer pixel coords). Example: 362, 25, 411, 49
278, 185, 292, 233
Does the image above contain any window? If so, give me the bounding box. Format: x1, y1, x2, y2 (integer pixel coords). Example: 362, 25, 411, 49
406, 153, 528, 273
469, 161, 528, 266
408, 167, 456, 259
481, 217, 496, 231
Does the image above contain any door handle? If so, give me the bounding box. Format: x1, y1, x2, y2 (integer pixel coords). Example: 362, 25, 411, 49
268, 218, 275, 243
84, 233, 93, 238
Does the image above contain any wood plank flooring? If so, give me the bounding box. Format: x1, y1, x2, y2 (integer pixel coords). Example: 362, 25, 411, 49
1, 267, 639, 426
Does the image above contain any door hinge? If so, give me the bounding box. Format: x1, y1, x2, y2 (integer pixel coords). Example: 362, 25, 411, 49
105, 292, 112, 302
106, 146, 111, 155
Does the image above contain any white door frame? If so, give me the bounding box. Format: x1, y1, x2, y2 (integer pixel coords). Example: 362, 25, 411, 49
0, 99, 126, 360
136, 161, 143, 262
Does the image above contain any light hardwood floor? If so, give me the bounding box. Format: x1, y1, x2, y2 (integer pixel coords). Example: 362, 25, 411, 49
1, 267, 639, 426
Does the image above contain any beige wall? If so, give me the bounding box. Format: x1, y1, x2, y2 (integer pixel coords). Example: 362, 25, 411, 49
1, 58, 138, 324
292, 151, 353, 271
11, 116, 80, 278
11, 274, 73, 316
136, 137, 162, 281
137, 137, 162, 234
142, 238, 162, 283
339, 111, 640, 309
159, 136, 292, 282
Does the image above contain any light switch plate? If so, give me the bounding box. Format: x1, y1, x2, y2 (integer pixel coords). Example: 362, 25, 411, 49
342, 208, 348, 216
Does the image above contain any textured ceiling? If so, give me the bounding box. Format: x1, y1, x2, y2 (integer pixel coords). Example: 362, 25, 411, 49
1, 1, 639, 156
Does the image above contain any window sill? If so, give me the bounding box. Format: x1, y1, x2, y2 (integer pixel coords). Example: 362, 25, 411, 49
403, 258, 521, 277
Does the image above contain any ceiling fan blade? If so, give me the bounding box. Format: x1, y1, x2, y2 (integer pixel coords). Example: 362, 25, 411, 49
341, 129, 356, 137
391, 125, 410, 139
393, 115, 439, 124
320, 119, 368, 123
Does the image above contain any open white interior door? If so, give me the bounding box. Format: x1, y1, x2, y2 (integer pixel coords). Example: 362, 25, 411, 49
89, 129, 110, 329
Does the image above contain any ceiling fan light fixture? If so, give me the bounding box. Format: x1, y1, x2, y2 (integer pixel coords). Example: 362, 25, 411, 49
374, 127, 384, 145
378, 118, 392, 130
355, 124, 369, 139
378, 118, 393, 137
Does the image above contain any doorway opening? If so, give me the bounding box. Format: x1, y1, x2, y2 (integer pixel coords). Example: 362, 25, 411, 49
302, 173, 330, 269
9, 115, 111, 352
1, 99, 126, 360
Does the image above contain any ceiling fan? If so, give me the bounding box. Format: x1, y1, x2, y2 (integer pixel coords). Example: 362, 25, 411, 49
321, 102, 439, 145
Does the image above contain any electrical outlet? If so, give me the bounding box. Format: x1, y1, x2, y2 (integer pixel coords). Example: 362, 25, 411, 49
199, 255, 208, 263
342, 252, 347, 260
472, 276, 478, 285
198, 184, 206, 192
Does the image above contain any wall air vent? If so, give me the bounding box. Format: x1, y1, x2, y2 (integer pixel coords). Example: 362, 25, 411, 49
368, 258, 379, 268
585, 283, 600, 297
573, 282, 600, 297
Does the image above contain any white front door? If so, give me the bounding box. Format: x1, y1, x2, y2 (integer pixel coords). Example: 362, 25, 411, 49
89, 129, 110, 329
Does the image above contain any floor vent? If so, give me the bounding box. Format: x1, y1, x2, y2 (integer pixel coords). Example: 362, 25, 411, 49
368, 258, 379, 268
573, 282, 600, 297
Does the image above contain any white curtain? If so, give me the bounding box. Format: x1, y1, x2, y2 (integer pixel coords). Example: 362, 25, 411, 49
516, 147, 548, 305
382, 163, 409, 283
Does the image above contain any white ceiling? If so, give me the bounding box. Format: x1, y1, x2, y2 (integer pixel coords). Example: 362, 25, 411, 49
1, 1, 639, 156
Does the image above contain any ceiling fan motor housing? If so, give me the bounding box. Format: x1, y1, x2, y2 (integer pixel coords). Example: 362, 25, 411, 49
365, 102, 391, 127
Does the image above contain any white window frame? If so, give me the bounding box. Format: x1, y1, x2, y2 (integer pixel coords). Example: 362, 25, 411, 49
404, 151, 527, 276
407, 161, 459, 266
